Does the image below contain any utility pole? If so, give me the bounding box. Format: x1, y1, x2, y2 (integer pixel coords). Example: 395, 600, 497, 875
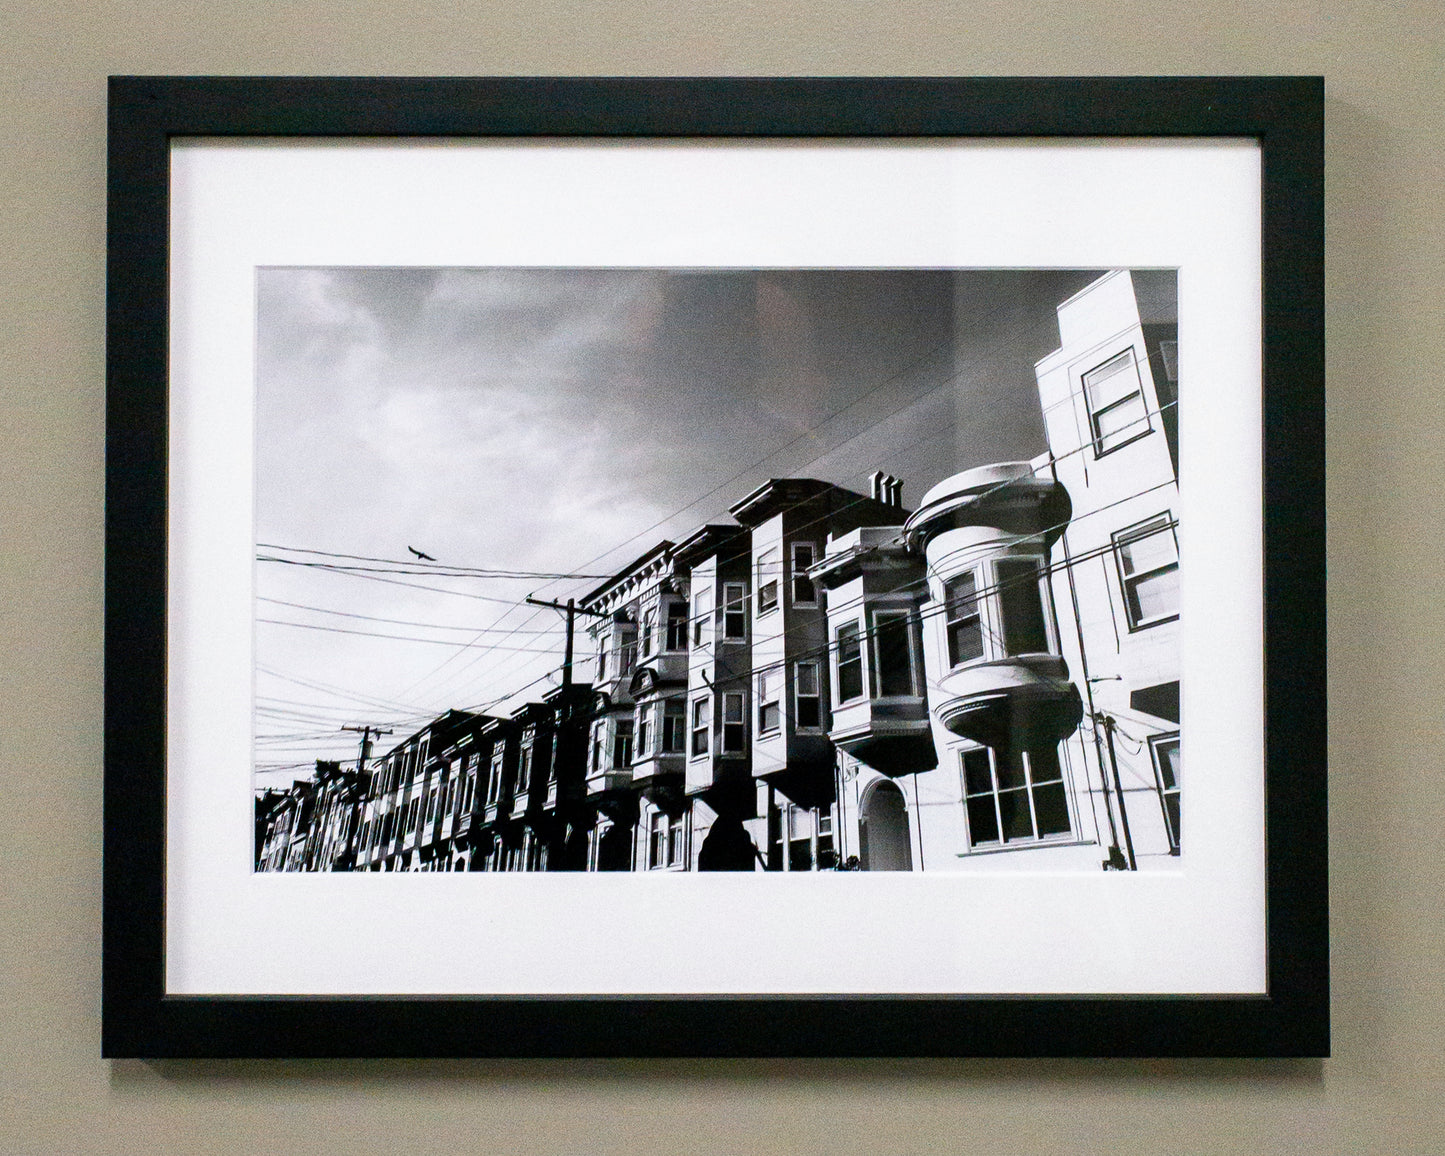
525, 595, 609, 688
1095, 712, 1138, 871
341, 725, 390, 869
342, 724, 391, 778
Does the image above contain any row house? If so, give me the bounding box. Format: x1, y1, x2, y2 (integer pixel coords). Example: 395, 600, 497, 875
572, 480, 907, 873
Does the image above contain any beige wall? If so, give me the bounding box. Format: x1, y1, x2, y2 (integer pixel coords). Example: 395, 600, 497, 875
3, 1, 1442, 1151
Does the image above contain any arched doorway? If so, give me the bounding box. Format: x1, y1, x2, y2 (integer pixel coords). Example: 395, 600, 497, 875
859, 780, 913, 871
697, 817, 759, 871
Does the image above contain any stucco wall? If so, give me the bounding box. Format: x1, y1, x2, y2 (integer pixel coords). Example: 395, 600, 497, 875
3, 2, 1442, 1151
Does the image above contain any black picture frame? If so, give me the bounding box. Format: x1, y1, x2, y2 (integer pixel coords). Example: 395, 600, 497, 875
104, 76, 1325, 1059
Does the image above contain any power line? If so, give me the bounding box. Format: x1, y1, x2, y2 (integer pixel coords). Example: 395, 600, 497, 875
257, 596, 564, 635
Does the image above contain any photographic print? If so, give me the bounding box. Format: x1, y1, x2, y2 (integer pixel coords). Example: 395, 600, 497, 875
252, 266, 1182, 879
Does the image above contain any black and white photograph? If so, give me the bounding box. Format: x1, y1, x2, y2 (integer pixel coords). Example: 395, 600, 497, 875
252, 265, 1182, 878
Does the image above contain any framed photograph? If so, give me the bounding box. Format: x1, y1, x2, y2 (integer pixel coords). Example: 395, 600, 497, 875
104, 76, 1325, 1057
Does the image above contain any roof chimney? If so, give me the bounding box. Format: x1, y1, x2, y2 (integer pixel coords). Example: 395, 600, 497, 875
869, 470, 887, 503
886, 476, 903, 508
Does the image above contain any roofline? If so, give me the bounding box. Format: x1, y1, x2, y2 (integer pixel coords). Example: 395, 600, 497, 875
578, 539, 676, 607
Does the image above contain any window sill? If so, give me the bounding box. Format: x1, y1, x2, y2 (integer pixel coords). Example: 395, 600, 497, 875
1124, 613, 1179, 633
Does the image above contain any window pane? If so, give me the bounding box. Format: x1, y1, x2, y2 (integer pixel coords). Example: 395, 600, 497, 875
792, 544, 816, 604
760, 702, 781, 732
758, 580, 778, 613
874, 612, 915, 695
993, 749, 1027, 791
946, 573, 984, 665
997, 788, 1034, 841
1155, 738, 1180, 791
1085, 349, 1140, 408
836, 623, 863, 702
966, 795, 999, 845
962, 749, 994, 796
724, 694, 743, 724
1031, 782, 1070, 836
1027, 744, 1062, 785
1119, 525, 1177, 576
1127, 568, 1180, 623
1093, 394, 1147, 444
998, 559, 1049, 655
796, 662, 818, 696
796, 696, 820, 729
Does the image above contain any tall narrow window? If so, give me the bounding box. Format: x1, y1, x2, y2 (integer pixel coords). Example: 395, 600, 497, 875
488, 750, 504, 804
1150, 734, 1181, 852
1084, 347, 1151, 454
618, 629, 637, 677
997, 559, 1050, 655
597, 635, 609, 680
668, 813, 685, 866
516, 745, 532, 793
666, 602, 688, 650
649, 811, 667, 869
791, 542, 817, 605
945, 572, 984, 666
757, 669, 781, 733
723, 582, 747, 640
871, 610, 916, 695
836, 622, 864, 703
722, 692, 746, 752
1113, 514, 1180, 629
961, 745, 1071, 848
795, 660, 822, 728
613, 719, 634, 768
636, 704, 651, 760
692, 589, 711, 646
756, 548, 779, 616
640, 608, 655, 658
662, 698, 685, 753
691, 697, 710, 756
787, 805, 813, 871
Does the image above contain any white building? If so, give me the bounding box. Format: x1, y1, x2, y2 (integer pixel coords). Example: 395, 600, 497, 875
817, 269, 1180, 872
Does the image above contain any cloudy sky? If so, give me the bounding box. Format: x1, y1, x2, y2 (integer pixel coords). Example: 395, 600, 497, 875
253, 267, 1100, 786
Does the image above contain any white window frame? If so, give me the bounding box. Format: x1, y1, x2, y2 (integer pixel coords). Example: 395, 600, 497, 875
757, 668, 782, 734
1149, 731, 1182, 853
722, 691, 746, 752
667, 812, 686, 867
692, 589, 711, 647
944, 570, 986, 668
756, 548, 780, 617
869, 608, 919, 697
1113, 512, 1180, 631
662, 697, 685, 753
1083, 346, 1152, 456
636, 703, 652, 760
612, 718, 634, 768
790, 541, 819, 606
723, 582, 747, 640
834, 620, 865, 704
640, 607, 655, 658
665, 600, 688, 651
959, 745, 1073, 849
690, 696, 710, 758
794, 659, 823, 729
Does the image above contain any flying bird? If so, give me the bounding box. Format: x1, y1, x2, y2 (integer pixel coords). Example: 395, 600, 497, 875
407, 546, 436, 561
